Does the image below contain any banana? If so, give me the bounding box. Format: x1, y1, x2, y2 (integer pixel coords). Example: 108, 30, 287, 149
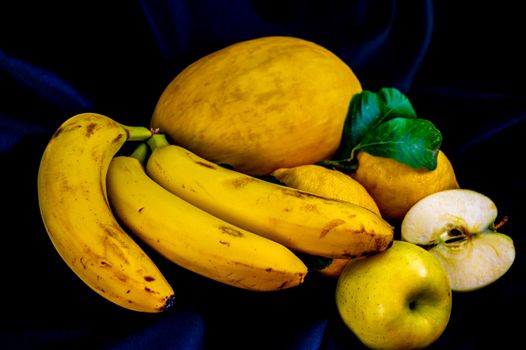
37, 113, 174, 313
145, 134, 394, 259
106, 144, 308, 291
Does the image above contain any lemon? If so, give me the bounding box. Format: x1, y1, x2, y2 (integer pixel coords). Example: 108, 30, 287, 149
151, 36, 362, 175
351, 150, 459, 221
271, 164, 380, 215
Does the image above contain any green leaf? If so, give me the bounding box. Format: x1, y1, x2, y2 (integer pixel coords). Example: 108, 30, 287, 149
355, 118, 442, 170
326, 87, 441, 171
335, 87, 417, 160
376, 87, 417, 120
335, 91, 380, 159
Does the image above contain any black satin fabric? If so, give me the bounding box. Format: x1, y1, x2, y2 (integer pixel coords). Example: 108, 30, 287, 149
1, 1, 524, 349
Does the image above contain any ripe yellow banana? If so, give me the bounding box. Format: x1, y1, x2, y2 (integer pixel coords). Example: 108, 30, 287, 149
37, 113, 174, 313
106, 145, 307, 291
146, 134, 394, 259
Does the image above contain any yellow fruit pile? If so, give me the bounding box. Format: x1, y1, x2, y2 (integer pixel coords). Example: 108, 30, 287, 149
36, 36, 377, 304
37, 35, 514, 350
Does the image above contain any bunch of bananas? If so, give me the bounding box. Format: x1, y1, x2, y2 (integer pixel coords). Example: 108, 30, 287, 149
37, 112, 394, 313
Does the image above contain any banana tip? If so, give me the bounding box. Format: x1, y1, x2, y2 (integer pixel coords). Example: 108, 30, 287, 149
161, 294, 176, 312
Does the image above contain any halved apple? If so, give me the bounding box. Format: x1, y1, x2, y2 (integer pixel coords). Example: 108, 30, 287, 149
401, 189, 515, 292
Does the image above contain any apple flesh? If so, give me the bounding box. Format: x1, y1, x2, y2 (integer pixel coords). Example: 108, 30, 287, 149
401, 188, 515, 292
335, 240, 452, 350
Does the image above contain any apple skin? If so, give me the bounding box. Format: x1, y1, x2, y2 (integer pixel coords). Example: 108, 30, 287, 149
335, 240, 452, 350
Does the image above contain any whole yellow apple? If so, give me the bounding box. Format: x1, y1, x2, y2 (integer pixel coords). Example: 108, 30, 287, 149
335, 240, 452, 349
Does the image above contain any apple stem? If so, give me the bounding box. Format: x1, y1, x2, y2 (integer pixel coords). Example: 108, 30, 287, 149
494, 216, 509, 231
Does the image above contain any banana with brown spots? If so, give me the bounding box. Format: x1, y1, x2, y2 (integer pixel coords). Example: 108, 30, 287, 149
106, 144, 307, 291
37, 113, 174, 312
145, 134, 394, 259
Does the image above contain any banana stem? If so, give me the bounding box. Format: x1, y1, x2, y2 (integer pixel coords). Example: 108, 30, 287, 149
130, 143, 149, 166
147, 133, 170, 151
121, 124, 153, 141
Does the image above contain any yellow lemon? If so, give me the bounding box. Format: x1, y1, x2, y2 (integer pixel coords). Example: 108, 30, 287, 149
151, 36, 362, 175
351, 150, 459, 221
271, 164, 380, 215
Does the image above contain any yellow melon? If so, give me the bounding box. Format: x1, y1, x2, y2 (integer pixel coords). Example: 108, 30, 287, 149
151, 36, 362, 175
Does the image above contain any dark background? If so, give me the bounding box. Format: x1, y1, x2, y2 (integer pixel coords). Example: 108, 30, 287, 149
1, 1, 524, 349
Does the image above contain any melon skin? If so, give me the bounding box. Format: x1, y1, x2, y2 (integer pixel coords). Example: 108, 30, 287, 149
151, 36, 362, 175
